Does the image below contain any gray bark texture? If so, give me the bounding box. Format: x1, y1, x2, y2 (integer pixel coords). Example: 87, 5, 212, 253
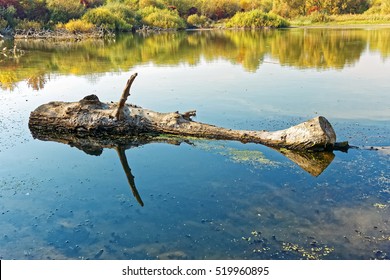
29, 74, 337, 151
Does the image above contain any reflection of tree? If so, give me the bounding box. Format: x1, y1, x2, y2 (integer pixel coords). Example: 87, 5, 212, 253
0, 71, 18, 90
1, 28, 390, 90
368, 29, 390, 59
27, 73, 48, 90
269, 29, 367, 69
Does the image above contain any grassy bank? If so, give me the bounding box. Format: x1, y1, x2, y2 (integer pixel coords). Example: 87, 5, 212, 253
1, 0, 390, 38
291, 13, 390, 26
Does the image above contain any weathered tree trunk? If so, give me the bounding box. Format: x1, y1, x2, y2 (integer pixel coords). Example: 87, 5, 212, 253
29, 73, 337, 151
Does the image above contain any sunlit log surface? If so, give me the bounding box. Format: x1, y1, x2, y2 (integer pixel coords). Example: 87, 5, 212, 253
29, 74, 337, 151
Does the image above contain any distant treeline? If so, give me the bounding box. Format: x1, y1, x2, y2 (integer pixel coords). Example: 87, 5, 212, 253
0, 0, 390, 33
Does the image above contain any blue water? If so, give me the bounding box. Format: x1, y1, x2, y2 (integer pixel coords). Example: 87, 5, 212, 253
0, 29, 389, 259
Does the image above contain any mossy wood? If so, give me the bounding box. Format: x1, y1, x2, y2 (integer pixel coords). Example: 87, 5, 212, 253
29, 73, 337, 151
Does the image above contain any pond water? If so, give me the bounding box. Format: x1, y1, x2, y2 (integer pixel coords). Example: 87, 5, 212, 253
0, 28, 389, 260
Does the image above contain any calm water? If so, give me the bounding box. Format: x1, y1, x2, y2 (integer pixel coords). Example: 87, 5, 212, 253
0, 28, 389, 260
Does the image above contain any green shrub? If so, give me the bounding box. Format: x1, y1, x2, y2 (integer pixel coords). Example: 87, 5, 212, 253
0, 18, 7, 29
83, 7, 132, 31
200, 0, 241, 20
106, 0, 139, 10
226, 9, 290, 28
139, 0, 165, 9
138, 6, 161, 18
46, 0, 86, 23
239, 0, 273, 13
187, 14, 209, 28
365, 0, 390, 15
0, 5, 17, 27
105, 2, 141, 26
61, 19, 96, 33
15, 19, 44, 30
141, 8, 186, 29
307, 11, 332, 23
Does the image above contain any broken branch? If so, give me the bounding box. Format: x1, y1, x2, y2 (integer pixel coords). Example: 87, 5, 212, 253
115, 73, 138, 121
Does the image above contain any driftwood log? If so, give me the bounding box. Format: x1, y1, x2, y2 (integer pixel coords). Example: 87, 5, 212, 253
29, 73, 337, 151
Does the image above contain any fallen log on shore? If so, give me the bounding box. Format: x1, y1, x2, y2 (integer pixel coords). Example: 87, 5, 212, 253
29, 73, 337, 151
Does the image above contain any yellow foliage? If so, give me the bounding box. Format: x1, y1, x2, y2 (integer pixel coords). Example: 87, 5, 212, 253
61, 19, 96, 33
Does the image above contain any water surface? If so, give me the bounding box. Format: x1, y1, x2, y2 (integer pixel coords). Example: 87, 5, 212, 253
0, 28, 389, 260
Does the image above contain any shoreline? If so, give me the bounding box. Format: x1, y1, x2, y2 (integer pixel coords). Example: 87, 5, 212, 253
291, 23, 390, 29
1, 23, 390, 41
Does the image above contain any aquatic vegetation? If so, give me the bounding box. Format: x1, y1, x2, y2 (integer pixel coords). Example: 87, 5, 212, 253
373, 203, 387, 209
282, 242, 334, 260
219, 148, 278, 167
193, 141, 280, 168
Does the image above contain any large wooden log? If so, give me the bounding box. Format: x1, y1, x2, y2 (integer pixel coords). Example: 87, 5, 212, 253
29, 74, 337, 151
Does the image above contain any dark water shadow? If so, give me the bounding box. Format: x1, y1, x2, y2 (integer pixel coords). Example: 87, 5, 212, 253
30, 129, 337, 206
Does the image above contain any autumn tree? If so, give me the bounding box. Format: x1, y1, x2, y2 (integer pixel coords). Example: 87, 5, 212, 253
239, 0, 273, 12
160, 0, 194, 16
19, 0, 50, 22
271, 0, 306, 18
0, 0, 24, 18
272, 0, 370, 17
305, 0, 369, 15
365, 0, 390, 14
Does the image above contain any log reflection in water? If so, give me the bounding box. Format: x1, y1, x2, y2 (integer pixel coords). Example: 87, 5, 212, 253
29, 129, 339, 205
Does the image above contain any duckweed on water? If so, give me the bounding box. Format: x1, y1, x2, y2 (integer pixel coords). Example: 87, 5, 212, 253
373, 203, 387, 209
219, 148, 278, 167
194, 141, 279, 168
282, 242, 334, 260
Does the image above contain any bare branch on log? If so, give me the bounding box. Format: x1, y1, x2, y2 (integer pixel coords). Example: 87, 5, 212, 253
115, 73, 138, 121
182, 110, 197, 121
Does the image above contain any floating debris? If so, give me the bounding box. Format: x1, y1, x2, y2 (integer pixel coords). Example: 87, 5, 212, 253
94, 249, 104, 259
282, 242, 334, 260
373, 203, 387, 209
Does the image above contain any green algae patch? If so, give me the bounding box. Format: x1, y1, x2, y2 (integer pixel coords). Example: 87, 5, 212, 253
193, 141, 280, 168
282, 242, 334, 260
219, 148, 278, 167
373, 203, 387, 209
